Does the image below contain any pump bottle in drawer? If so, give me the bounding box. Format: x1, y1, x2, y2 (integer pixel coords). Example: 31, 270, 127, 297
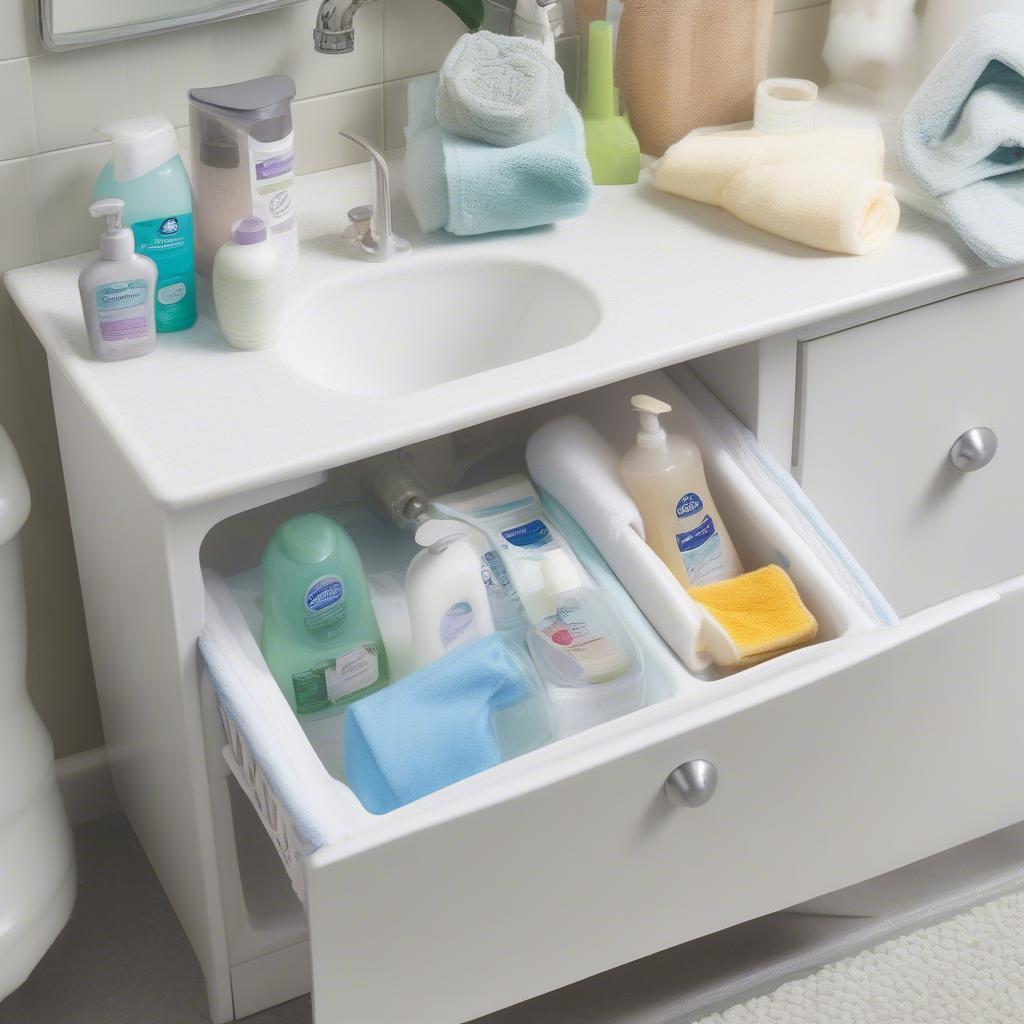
621, 395, 743, 588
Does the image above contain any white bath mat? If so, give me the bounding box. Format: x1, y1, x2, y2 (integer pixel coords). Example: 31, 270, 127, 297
695, 890, 1024, 1023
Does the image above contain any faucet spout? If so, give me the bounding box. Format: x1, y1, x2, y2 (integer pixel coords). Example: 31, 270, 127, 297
313, 0, 378, 54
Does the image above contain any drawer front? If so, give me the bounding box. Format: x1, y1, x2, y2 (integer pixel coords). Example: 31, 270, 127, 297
306, 586, 1024, 1024
798, 279, 1024, 615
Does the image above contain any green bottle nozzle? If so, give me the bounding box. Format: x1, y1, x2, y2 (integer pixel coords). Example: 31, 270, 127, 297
582, 20, 641, 185
586, 21, 616, 120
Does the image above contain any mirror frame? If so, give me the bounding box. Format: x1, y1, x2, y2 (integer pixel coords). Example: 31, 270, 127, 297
40, 0, 305, 50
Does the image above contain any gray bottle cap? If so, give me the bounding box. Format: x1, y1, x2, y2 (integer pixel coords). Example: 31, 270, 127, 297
231, 217, 267, 245
189, 75, 296, 116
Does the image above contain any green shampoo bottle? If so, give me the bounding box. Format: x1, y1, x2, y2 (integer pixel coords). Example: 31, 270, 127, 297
260, 513, 389, 718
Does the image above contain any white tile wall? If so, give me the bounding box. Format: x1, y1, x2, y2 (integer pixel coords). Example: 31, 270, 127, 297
0, 0, 831, 758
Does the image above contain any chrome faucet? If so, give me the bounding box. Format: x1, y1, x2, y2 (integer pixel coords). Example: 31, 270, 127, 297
314, 0, 564, 57
337, 130, 410, 262
313, 0, 377, 54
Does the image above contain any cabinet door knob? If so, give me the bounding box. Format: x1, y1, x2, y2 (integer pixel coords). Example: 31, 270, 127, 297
664, 759, 718, 808
949, 427, 998, 473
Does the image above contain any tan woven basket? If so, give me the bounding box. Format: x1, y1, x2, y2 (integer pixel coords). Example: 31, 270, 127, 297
615, 0, 774, 157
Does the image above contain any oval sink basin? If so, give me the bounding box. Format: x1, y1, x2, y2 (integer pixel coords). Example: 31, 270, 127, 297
282, 259, 601, 396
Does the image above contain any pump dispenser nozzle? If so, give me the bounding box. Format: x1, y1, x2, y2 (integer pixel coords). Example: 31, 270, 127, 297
89, 198, 135, 261
631, 394, 671, 448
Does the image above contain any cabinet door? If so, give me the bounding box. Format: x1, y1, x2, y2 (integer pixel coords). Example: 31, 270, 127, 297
798, 279, 1024, 615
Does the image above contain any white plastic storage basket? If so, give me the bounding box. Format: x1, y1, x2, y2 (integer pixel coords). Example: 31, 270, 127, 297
198, 368, 896, 906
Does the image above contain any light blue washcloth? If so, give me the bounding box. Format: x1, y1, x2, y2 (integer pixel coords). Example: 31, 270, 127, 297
405, 73, 593, 237
344, 632, 543, 815
437, 31, 565, 148
900, 13, 1024, 267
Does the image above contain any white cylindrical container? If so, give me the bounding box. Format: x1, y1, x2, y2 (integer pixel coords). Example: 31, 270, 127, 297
0, 427, 76, 999
212, 217, 284, 351
405, 519, 495, 669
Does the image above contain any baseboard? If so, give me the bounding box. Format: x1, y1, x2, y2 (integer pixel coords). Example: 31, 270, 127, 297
56, 746, 119, 826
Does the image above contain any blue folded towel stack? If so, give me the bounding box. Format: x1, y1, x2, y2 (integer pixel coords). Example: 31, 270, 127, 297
405, 73, 594, 237
344, 632, 547, 814
900, 13, 1024, 267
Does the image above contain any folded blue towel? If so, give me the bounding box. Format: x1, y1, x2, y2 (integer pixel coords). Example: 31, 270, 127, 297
900, 13, 1024, 267
405, 73, 593, 237
344, 632, 547, 814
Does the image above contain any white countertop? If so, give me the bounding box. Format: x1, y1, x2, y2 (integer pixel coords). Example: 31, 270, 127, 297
4, 157, 1012, 511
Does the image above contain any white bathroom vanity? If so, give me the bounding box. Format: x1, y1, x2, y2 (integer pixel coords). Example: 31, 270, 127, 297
6, 159, 1024, 1024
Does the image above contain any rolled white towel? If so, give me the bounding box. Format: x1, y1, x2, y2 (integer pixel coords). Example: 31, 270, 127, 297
722, 157, 900, 256
526, 415, 644, 547
436, 31, 565, 148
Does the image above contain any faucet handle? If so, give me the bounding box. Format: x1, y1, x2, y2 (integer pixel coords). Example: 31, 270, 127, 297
337, 130, 410, 261
347, 205, 374, 238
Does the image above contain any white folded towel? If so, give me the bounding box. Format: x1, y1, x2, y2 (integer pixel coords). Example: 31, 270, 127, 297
900, 13, 1024, 267
436, 31, 565, 149
525, 415, 644, 546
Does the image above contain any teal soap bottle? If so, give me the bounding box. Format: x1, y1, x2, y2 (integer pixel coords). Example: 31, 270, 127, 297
260, 514, 390, 719
93, 116, 197, 333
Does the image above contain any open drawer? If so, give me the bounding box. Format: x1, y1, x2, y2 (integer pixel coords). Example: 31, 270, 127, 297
199, 370, 1024, 1024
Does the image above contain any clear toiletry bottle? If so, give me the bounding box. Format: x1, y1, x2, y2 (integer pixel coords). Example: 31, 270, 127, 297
620, 395, 742, 588
93, 116, 197, 333
260, 513, 390, 720
189, 76, 298, 276
405, 519, 496, 669
78, 199, 157, 362
527, 550, 644, 735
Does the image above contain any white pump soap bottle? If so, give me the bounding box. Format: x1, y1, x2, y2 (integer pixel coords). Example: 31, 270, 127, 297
620, 395, 743, 589
405, 519, 496, 669
78, 198, 157, 361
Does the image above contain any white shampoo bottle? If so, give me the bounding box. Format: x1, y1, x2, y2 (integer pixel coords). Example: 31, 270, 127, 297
78, 199, 157, 361
406, 519, 496, 669
620, 394, 743, 588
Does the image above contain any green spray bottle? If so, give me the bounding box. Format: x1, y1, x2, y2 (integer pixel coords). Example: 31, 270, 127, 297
260, 513, 389, 718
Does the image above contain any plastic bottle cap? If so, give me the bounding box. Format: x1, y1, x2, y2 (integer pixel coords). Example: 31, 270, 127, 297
88, 198, 135, 262
95, 115, 180, 182
753, 78, 818, 135
415, 519, 468, 554
541, 550, 581, 595
631, 394, 671, 449
231, 217, 268, 245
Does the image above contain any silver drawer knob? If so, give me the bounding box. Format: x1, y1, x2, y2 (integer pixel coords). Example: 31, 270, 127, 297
949, 427, 998, 473
664, 759, 718, 808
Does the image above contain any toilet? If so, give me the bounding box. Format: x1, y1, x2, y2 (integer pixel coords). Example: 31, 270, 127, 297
0, 426, 76, 999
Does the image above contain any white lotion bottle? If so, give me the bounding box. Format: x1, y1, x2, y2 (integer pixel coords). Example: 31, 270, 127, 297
620, 395, 743, 588
406, 519, 496, 669
78, 199, 157, 361
212, 216, 284, 350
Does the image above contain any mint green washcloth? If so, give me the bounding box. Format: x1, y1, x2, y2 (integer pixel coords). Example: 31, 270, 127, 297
405, 73, 593, 237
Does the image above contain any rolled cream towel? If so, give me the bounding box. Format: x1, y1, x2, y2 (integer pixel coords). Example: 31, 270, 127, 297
654, 127, 886, 206
721, 157, 900, 255
436, 31, 565, 148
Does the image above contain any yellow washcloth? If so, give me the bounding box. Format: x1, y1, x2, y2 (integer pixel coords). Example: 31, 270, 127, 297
689, 564, 819, 666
